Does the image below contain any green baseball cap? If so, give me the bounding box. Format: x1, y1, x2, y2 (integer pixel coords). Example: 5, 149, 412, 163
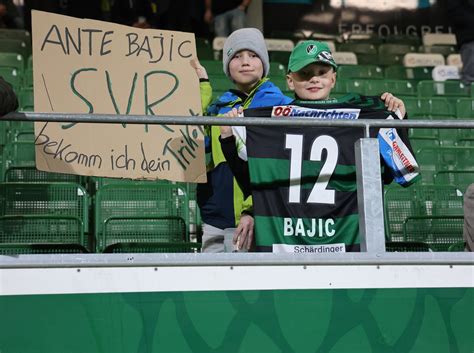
288, 40, 338, 73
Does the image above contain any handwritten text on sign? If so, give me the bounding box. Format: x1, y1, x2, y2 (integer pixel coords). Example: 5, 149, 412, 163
32, 11, 206, 182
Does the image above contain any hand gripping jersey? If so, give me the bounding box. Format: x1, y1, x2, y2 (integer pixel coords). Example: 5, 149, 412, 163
237, 94, 420, 253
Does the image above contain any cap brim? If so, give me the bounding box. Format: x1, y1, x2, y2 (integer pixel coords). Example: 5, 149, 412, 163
288, 58, 337, 73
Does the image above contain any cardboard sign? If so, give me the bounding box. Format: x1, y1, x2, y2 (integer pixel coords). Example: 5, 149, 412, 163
32, 11, 206, 183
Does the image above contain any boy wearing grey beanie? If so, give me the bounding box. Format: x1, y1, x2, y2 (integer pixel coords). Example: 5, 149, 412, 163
222, 27, 270, 79
192, 28, 292, 253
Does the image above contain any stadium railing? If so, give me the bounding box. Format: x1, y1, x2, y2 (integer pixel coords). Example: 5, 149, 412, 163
0, 112, 473, 266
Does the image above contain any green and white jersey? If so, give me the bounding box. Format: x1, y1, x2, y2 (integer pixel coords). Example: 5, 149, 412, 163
242, 94, 419, 253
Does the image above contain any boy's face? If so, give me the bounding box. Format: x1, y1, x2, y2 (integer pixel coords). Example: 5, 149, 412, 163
286, 63, 336, 100
229, 50, 264, 91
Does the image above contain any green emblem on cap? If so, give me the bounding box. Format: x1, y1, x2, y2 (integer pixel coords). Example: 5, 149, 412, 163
227, 48, 233, 57
306, 44, 318, 55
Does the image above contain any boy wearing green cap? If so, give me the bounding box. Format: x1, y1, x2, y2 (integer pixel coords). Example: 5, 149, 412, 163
219, 40, 415, 251
286, 41, 404, 112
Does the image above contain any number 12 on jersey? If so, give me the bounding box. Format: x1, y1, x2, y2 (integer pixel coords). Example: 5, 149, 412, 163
285, 134, 339, 205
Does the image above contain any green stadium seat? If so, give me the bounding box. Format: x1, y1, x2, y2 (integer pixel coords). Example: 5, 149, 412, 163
384, 35, 422, 46
0, 52, 24, 72
403, 215, 464, 251
384, 183, 463, 250
417, 80, 471, 98
417, 184, 464, 215
0, 215, 87, 254
337, 65, 384, 79
448, 241, 467, 252
4, 166, 82, 183
95, 183, 191, 252
377, 44, 417, 66
0, 243, 88, 255
416, 146, 474, 183
384, 184, 420, 241
414, 97, 455, 118
409, 137, 439, 151
19, 88, 33, 111
0, 38, 29, 58
7, 128, 34, 142
385, 183, 463, 247
2, 140, 34, 161
344, 79, 367, 95
269, 51, 291, 67
269, 62, 287, 78
457, 140, 474, 147
0, 181, 89, 253
453, 147, 474, 169
0, 182, 89, 223
101, 218, 199, 253
94, 177, 174, 195
332, 78, 350, 94
0, 29, 31, 41
1, 141, 35, 177
419, 45, 457, 57
90, 177, 171, 195
7, 120, 33, 131
384, 66, 432, 81
338, 43, 378, 65
349, 52, 380, 65
103, 241, 200, 253
0, 67, 21, 91
455, 98, 474, 118
437, 127, 460, 146
333, 51, 358, 65
196, 37, 215, 60
22, 68, 33, 88
386, 80, 417, 96
344, 35, 384, 45
457, 128, 474, 146
402, 96, 419, 115
409, 115, 433, 122
364, 79, 416, 96
26, 55, 33, 70
0, 121, 7, 147
434, 170, 474, 193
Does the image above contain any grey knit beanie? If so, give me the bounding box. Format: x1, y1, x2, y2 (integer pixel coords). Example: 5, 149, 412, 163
222, 28, 270, 79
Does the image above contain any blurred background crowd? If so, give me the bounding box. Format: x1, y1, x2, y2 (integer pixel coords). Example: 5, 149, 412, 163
0, 0, 214, 36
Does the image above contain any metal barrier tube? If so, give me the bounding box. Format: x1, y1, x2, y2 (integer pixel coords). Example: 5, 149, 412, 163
4, 112, 474, 129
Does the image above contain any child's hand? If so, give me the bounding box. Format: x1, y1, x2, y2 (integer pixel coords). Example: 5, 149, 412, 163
381, 92, 406, 118
220, 107, 242, 138
190, 58, 208, 80
233, 214, 254, 251
226, 107, 242, 118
